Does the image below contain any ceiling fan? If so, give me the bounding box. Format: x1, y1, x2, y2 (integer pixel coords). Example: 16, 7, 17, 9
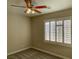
11, 0, 49, 14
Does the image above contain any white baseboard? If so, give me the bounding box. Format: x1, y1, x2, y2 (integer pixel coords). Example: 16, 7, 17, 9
32, 47, 71, 59
8, 47, 31, 56
8, 47, 71, 59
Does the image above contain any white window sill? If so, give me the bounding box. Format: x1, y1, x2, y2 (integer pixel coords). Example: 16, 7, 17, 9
44, 40, 72, 48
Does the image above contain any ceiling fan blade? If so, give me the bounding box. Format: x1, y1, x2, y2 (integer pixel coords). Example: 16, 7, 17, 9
24, 0, 32, 8
11, 5, 25, 8
33, 9, 41, 13
24, 0, 29, 8
34, 5, 47, 9
29, 0, 32, 6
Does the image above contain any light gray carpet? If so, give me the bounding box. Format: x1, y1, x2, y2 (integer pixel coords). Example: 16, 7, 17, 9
8, 48, 63, 59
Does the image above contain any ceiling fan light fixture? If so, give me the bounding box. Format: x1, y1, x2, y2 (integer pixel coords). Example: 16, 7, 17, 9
11, 0, 49, 14
26, 8, 31, 14
32, 10, 36, 14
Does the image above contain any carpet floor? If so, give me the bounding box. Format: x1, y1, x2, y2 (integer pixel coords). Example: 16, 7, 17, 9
8, 48, 63, 59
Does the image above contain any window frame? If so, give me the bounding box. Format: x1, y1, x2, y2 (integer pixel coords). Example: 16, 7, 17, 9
44, 17, 72, 47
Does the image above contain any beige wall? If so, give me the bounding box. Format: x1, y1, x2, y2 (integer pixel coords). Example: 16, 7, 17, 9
31, 9, 72, 58
7, 0, 72, 57
7, 0, 31, 54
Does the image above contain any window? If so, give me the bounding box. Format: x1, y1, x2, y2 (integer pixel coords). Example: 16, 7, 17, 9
56, 21, 63, 43
50, 21, 55, 41
45, 22, 49, 41
45, 19, 71, 45
64, 20, 71, 44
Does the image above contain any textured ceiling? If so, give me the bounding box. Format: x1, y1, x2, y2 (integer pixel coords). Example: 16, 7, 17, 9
8, 0, 72, 17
